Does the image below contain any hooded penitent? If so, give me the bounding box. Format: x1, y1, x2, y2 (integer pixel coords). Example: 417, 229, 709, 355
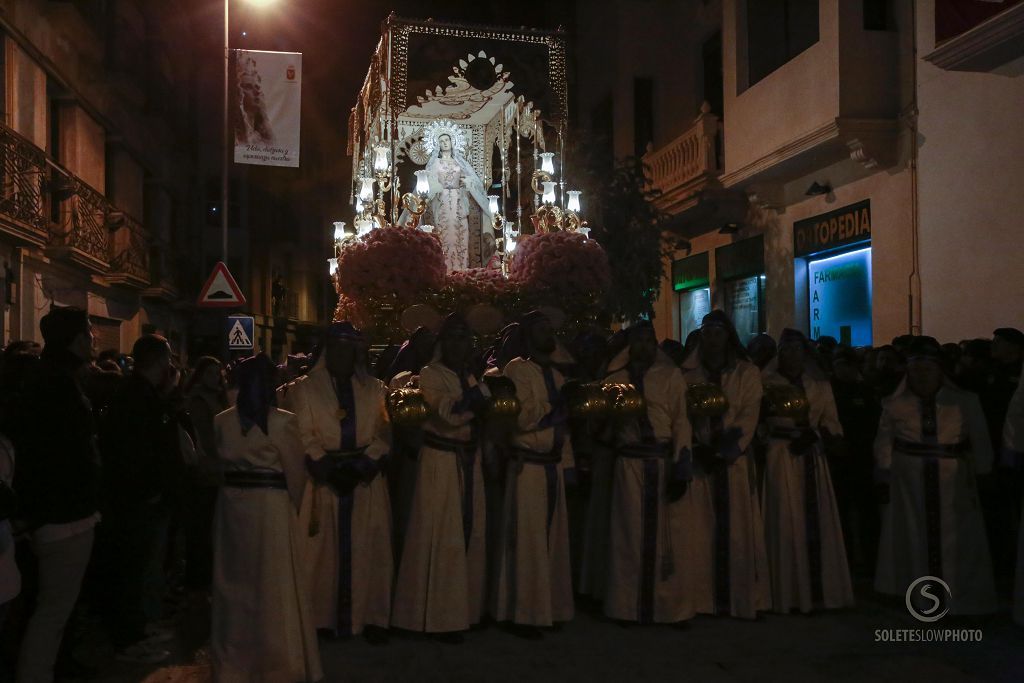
235, 354, 278, 435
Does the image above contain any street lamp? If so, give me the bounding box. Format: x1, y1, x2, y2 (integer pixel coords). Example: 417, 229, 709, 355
222, 0, 279, 264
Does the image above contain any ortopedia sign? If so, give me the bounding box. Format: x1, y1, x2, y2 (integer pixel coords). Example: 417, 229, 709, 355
793, 200, 871, 257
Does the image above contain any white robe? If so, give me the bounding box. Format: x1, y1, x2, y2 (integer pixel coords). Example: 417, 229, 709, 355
391, 363, 488, 632
760, 368, 854, 613
675, 356, 771, 618
874, 381, 996, 615
1002, 380, 1024, 625
603, 352, 694, 623
211, 408, 322, 683
492, 357, 575, 626
283, 362, 393, 634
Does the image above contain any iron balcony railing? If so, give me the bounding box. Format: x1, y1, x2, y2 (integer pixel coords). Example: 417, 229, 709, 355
0, 121, 151, 287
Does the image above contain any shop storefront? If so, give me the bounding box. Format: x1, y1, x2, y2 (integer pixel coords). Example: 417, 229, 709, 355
716, 235, 765, 343
794, 200, 873, 346
671, 252, 711, 341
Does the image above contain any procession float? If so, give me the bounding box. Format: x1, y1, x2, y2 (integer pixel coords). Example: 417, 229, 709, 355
333, 15, 611, 346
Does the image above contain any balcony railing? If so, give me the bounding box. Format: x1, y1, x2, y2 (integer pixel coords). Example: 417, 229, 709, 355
48, 176, 112, 269
0, 122, 155, 290
0, 126, 50, 242
643, 102, 722, 213
108, 213, 150, 287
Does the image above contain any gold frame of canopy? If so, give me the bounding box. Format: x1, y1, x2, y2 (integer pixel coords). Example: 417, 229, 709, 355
346, 14, 571, 242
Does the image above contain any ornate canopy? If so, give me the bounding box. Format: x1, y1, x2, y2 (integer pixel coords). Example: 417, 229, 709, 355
348, 15, 568, 195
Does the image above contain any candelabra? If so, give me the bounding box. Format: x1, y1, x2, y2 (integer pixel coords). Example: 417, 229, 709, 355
530, 179, 588, 235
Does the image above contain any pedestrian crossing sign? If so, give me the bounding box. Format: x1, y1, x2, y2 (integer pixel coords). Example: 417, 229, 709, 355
226, 315, 255, 351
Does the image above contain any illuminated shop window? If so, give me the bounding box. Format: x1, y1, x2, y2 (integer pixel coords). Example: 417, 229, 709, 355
807, 247, 873, 347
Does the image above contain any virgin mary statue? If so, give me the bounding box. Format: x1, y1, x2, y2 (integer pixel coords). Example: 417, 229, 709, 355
418, 120, 493, 271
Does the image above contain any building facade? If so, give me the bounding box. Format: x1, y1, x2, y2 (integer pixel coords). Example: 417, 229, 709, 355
0, 0, 200, 356
576, 0, 1024, 346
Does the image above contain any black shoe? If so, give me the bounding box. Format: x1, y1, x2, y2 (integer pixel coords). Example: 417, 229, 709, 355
547, 622, 564, 633
363, 625, 390, 645
672, 620, 692, 630
435, 631, 465, 645
504, 623, 544, 640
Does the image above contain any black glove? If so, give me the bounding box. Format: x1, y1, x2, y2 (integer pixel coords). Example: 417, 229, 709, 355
667, 479, 689, 502
306, 454, 334, 484
328, 459, 364, 496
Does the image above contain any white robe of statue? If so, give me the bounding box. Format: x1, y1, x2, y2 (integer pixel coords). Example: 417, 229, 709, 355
424, 148, 493, 272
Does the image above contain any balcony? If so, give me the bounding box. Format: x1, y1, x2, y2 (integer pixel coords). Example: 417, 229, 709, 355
0, 122, 154, 291
645, 103, 722, 215
107, 214, 151, 289
47, 176, 111, 272
644, 103, 748, 236
924, 1, 1024, 72
0, 126, 51, 246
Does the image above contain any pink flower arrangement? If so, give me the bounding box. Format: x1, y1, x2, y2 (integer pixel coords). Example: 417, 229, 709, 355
443, 268, 508, 307
333, 293, 368, 328
509, 231, 611, 301
336, 227, 446, 302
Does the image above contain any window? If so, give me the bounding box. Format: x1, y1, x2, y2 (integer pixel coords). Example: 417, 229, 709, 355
807, 247, 873, 346
633, 77, 654, 158
935, 0, 1024, 43
716, 235, 766, 342
745, 0, 819, 88
863, 0, 896, 31
701, 32, 724, 118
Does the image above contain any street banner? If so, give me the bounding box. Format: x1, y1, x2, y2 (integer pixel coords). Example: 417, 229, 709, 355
232, 49, 301, 167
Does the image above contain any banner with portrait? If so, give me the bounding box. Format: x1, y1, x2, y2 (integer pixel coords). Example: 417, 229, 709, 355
232, 49, 302, 167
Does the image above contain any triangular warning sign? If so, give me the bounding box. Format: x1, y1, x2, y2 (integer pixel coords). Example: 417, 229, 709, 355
197, 262, 246, 308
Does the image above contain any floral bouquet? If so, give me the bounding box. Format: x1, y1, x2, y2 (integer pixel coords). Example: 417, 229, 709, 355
440, 268, 510, 310
336, 227, 446, 302
509, 231, 611, 304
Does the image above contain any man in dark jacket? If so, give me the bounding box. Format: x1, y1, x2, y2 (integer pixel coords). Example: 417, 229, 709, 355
11, 306, 100, 682
99, 334, 180, 664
